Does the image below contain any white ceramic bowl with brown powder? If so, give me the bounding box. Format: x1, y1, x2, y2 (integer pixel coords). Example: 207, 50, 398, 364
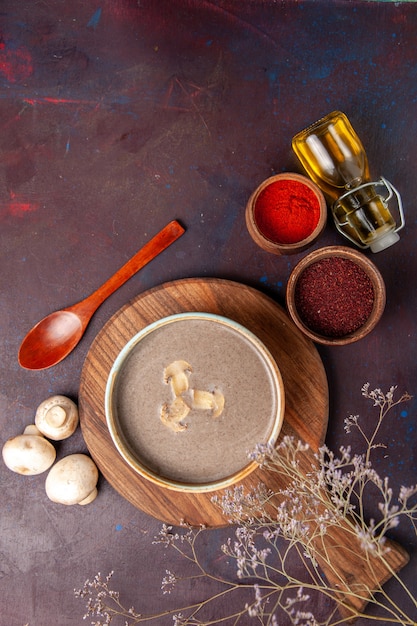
105, 312, 285, 492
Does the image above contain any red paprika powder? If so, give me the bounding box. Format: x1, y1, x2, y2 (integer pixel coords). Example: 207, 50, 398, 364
254, 179, 321, 244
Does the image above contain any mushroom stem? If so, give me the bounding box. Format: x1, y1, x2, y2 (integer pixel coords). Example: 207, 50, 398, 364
23, 424, 42, 436
45, 405, 67, 428
78, 487, 98, 505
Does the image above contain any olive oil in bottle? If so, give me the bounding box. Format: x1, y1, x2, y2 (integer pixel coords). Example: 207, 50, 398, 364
292, 111, 404, 252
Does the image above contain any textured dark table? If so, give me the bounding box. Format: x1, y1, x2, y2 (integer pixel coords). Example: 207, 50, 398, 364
1, 1, 416, 624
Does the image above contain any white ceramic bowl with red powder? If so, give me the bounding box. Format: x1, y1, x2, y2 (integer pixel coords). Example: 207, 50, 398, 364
245, 172, 327, 255
285, 246, 386, 345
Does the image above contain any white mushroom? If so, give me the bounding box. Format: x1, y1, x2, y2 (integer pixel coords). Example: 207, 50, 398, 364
45, 454, 98, 505
164, 360, 192, 397
190, 389, 225, 418
160, 396, 190, 432
35, 395, 79, 441
2, 425, 56, 475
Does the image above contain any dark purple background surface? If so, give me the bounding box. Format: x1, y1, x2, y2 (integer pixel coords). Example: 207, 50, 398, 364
1, 1, 416, 624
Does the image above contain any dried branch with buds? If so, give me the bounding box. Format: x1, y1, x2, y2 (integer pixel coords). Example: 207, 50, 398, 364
75, 385, 416, 626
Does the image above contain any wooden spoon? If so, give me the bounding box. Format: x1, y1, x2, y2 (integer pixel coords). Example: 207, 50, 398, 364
18, 220, 185, 370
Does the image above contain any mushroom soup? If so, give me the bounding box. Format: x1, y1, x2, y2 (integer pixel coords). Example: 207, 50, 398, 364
107, 314, 284, 487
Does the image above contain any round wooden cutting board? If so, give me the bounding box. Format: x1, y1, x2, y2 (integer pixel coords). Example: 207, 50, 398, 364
79, 278, 329, 527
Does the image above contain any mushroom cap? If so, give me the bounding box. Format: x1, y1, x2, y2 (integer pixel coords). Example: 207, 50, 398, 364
2, 432, 56, 475
45, 454, 98, 505
35, 395, 79, 441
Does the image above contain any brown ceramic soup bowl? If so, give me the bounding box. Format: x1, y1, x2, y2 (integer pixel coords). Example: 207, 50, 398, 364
286, 246, 386, 346
105, 312, 285, 492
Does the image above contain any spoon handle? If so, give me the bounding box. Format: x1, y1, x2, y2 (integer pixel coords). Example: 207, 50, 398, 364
68, 220, 185, 320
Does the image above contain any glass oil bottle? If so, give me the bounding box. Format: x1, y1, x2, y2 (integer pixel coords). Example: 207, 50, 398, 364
292, 111, 405, 252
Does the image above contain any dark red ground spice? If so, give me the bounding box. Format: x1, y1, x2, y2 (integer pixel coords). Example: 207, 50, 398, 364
294, 257, 375, 337
254, 179, 321, 244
